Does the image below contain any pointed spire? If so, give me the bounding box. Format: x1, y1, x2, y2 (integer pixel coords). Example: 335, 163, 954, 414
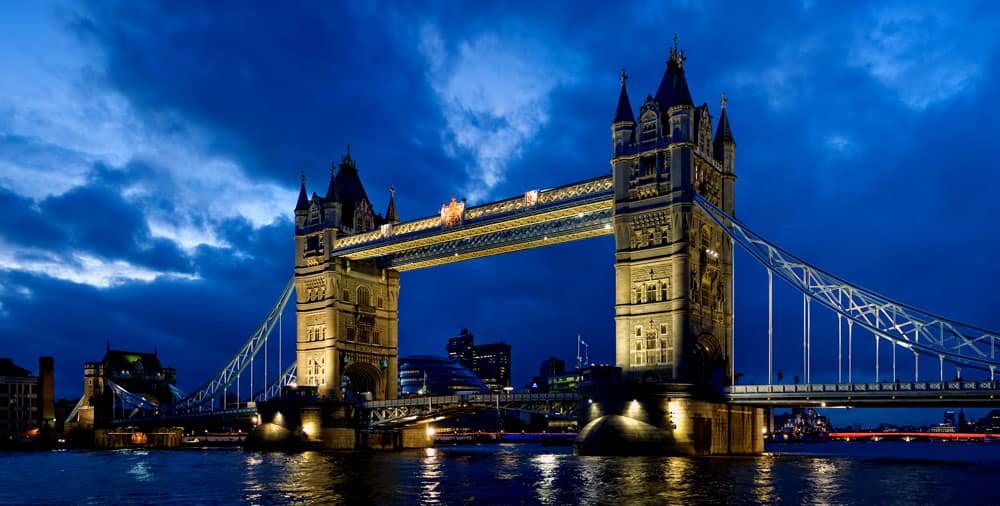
295, 171, 310, 211
325, 161, 339, 201
613, 68, 636, 125
340, 143, 356, 171
714, 92, 735, 144
385, 185, 399, 224
655, 35, 693, 110
714, 92, 735, 161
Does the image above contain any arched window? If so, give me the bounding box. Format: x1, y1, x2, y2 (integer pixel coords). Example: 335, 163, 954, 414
357, 286, 371, 307
646, 283, 656, 303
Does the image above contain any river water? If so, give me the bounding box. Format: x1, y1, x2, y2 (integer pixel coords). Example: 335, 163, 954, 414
1, 442, 999, 505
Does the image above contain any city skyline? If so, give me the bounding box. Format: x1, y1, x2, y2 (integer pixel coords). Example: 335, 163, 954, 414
3, 2, 1000, 426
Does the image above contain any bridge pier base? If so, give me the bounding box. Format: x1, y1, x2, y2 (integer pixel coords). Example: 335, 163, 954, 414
575, 383, 763, 456
247, 398, 432, 451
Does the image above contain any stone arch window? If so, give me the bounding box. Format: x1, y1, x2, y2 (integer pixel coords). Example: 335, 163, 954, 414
645, 283, 656, 303
357, 286, 371, 307
640, 111, 658, 142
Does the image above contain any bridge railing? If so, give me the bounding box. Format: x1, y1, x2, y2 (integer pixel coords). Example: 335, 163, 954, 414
362, 392, 579, 409
332, 176, 613, 254
729, 381, 999, 394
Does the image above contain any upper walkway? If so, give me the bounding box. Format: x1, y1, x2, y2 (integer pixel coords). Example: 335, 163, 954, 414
331, 176, 614, 270
726, 381, 1000, 407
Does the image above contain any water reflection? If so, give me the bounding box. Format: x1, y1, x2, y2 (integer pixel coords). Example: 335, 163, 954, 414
531, 453, 560, 504
420, 447, 442, 504
805, 458, 844, 505
753, 454, 776, 504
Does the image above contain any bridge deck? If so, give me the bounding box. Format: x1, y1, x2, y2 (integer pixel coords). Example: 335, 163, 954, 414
726, 381, 1000, 407
331, 176, 613, 270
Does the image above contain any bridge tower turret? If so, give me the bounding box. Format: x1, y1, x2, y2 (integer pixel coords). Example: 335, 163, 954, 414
294, 148, 400, 401
611, 38, 735, 388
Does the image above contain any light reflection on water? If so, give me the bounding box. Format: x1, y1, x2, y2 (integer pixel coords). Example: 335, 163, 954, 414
0, 443, 999, 505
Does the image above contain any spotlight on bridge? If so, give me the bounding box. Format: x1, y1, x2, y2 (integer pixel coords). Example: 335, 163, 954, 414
426, 425, 436, 437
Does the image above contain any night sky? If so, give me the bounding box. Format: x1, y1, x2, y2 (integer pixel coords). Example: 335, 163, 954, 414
3, 1, 1000, 427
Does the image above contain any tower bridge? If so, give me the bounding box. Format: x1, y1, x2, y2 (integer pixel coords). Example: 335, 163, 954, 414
87, 39, 1000, 454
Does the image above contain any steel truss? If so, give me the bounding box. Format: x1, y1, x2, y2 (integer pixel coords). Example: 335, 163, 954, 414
105, 378, 158, 418
330, 176, 614, 271
384, 207, 613, 270
695, 194, 1000, 374
253, 363, 297, 403
173, 277, 295, 412
363, 393, 579, 428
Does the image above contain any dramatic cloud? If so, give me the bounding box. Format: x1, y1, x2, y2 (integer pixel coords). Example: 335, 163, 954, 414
419, 24, 581, 201
2, 1, 1000, 428
851, 6, 990, 110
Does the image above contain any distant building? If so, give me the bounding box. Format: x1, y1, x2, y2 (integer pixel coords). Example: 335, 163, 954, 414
982, 409, 1000, 433
944, 410, 957, 428
472, 342, 511, 392
72, 347, 176, 429
445, 329, 511, 392
0, 357, 54, 438
539, 358, 565, 379
398, 356, 487, 396
447, 329, 475, 370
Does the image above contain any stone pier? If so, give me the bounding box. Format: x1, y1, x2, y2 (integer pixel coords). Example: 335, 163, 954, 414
575, 383, 763, 456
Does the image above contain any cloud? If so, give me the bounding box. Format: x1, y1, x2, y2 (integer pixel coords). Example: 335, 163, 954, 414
850, 6, 987, 110
0, 244, 197, 288
418, 24, 581, 201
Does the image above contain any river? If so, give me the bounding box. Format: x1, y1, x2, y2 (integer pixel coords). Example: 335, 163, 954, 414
1, 441, 998, 504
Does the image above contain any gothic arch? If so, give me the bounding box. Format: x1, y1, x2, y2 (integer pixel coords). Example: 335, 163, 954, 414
691, 333, 725, 388
342, 360, 383, 400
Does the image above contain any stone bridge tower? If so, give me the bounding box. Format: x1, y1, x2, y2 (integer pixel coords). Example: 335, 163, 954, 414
576, 40, 760, 457
294, 149, 401, 400
611, 39, 736, 388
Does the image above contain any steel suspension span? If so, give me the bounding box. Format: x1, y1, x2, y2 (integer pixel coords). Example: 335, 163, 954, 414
694, 193, 1000, 376
173, 276, 295, 412
253, 363, 297, 403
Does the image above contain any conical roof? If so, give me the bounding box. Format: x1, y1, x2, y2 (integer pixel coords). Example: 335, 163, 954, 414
295, 174, 309, 211
655, 38, 693, 111
613, 69, 635, 124
324, 161, 339, 201
334, 146, 370, 226
385, 186, 399, 224
714, 94, 735, 160
654, 58, 693, 111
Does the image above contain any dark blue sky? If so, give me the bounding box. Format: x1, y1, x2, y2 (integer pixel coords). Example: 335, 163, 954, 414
3, 1, 1000, 426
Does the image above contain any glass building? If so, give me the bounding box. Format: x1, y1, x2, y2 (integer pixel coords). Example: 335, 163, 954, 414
399, 356, 488, 397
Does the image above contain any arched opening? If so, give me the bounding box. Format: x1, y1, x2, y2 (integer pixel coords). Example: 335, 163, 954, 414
691, 333, 725, 389
342, 361, 382, 401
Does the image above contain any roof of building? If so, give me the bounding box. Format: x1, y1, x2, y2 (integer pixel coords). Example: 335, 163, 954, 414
334, 148, 371, 226
295, 175, 309, 211
0, 358, 31, 377
613, 70, 635, 124
324, 161, 339, 201
385, 186, 399, 223
102, 349, 163, 374
653, 57, 693, 111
